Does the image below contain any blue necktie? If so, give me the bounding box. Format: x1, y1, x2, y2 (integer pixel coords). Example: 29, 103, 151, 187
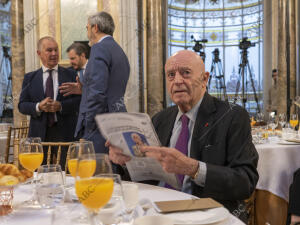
79, 69, 84, 83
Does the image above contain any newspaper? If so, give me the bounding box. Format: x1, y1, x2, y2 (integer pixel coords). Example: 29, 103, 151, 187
95, 112, 180, 189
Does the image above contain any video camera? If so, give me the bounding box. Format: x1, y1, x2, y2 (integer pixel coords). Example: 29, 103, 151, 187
191, 35, 207, 52
239, 37, 255, 50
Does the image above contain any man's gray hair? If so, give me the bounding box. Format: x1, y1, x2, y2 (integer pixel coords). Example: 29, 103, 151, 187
88, 11, 115, 36
37, 36, 56, 50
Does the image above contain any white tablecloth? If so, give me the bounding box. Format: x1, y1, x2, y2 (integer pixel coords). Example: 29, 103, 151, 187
256, 142, 300, 201
0, 181, 244, 225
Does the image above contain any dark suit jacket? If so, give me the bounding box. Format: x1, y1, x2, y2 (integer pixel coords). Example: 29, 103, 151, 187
287, 168, 300, 225
75, 36, 130, 153
152, 93, 259, 214
18, 66, 81, 141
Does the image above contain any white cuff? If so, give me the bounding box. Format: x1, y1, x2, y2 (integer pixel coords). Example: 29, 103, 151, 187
36, 102, 41, 113
192, 161, 207, 187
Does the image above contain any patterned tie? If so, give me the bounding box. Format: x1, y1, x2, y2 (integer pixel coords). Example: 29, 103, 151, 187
45, 69, 55, 127
165, 114, 189, 189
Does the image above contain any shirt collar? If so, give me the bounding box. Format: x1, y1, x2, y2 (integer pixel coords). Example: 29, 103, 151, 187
97, 35, 110, 43
175, 97, 203, 124
42, 64, 58, 73
82, 60, 88, 70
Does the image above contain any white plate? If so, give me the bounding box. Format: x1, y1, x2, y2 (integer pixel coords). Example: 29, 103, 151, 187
164, 207, 229, 225
278, 140, 300, 145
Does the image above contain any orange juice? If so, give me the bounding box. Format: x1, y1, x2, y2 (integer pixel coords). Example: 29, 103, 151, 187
19, 153, 43, 171
250, 117, 256, 127
68, 159, 78, 177
290, 120, 299, 128
78, 160, 96, 178
75, 177, 113, 211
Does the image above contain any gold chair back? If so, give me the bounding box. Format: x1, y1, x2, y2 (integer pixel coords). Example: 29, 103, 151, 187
5, 125, 29, 163
41, 142, 72, 171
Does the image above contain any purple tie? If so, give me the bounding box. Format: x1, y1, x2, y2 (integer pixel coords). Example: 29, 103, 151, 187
165, 114, 189, 189
45, 69, 55, 127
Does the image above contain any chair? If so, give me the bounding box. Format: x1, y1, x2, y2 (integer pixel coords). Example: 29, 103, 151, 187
5, 124, 29, 163
41, 142, 72, 171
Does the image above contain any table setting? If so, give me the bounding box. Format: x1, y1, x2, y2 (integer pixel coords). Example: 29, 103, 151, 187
0, 139, 244, 225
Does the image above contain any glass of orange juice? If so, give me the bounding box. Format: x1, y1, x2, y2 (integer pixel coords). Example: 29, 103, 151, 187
67, 141, 95, 177
290, 114, 299, 130
18, 137, 43, 206
75, 154, 116, 225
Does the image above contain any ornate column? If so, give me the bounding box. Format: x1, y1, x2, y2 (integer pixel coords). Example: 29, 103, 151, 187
11, 0, 27, 125
277, 0, 297, 115
146, 0, 164, 117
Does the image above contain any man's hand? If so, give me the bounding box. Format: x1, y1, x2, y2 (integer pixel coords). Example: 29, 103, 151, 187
106, 141, 131, 165
140, 146, 199, 177
38, 97, 53, 112
47, 100, 62, 112
59, 76, 82, 96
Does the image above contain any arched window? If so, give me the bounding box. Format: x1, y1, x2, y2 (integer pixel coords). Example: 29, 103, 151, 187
168, 0, 263, 113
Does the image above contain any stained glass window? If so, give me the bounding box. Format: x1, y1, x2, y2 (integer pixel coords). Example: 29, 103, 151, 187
168, 0, 263, 113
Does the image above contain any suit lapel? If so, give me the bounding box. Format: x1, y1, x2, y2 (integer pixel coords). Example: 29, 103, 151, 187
190, 93, 216, 158
158, 107, 178, 147
36, 68, 45, 99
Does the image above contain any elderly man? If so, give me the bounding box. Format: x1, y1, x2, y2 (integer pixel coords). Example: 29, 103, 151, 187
109, 50, 258, 221
18, 36, 81, 166
59, 42, 89, 96
75, 11, 130, 153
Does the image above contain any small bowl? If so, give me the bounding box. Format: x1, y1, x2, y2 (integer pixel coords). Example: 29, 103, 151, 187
134, 215, 174, 225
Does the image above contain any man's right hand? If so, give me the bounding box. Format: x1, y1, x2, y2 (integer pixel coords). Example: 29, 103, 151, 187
59, 76, 82, 96
106, 141, 131, 165
38, 97, 53, 112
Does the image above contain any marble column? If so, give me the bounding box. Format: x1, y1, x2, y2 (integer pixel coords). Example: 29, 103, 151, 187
277, 0, 297, 115
11, 0, 27, 126
277, 0, 296, 113
146, 0, 164, 117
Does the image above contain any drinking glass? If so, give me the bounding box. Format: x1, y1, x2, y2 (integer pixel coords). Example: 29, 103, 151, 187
123, 183, 139, 222
67, 141, 95, 177
278, 113, 286, 129
36, 164, 65, 208
18, 137, 43, 206
75, 153, 115, 225
290, 114, 299, 130
268, 113, 278, 134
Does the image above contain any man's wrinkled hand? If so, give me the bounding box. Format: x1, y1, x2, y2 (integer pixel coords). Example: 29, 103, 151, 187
140, 146, 198, 176
59, 77, 82, 96
106, 141, 131, 165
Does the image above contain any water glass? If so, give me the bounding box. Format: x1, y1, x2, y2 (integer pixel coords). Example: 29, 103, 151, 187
278, 113, 286, 129
36, 164, 65, 208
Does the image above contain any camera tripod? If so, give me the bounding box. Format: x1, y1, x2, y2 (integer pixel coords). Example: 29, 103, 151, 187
233, 46, 260, 113
208, 48, 227, 101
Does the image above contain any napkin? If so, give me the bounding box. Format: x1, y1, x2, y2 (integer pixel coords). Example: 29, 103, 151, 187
154, 198, 223, 213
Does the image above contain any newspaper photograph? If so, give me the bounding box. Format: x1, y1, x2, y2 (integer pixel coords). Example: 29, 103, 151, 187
95, 112, 180, 189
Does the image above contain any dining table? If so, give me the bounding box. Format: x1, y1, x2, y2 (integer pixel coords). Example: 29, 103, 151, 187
0, 177, 245, 225
255, 140, 300, 225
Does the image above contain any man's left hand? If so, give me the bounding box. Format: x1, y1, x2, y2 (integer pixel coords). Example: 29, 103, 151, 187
59, 77, 82, 96
140, 146, 198, 177
47, 101, 62, 112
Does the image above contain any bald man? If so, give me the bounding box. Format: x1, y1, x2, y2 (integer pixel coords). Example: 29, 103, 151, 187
108, 50, 259, 222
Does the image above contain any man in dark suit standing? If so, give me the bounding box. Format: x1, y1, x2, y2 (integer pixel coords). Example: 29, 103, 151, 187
59, 42, 89, 96
109, 50, 258, 222
18, 36, 81, 166
75, 11, 130, 153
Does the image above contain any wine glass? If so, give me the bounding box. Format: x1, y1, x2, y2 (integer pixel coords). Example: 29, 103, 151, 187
268, 113, 278, 134
289, 114, 299, 130
67, 141, 95, 177
278, 113, 286, 129
36, 164, 65, 208
18, 137, 43, 206
75, 154, 118, 225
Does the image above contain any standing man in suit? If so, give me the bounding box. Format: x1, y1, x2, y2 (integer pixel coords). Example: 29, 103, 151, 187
108, 50, 258, 222
75, 11, 130, 153
59, 43, 89, 96
18, 36, 81, 166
